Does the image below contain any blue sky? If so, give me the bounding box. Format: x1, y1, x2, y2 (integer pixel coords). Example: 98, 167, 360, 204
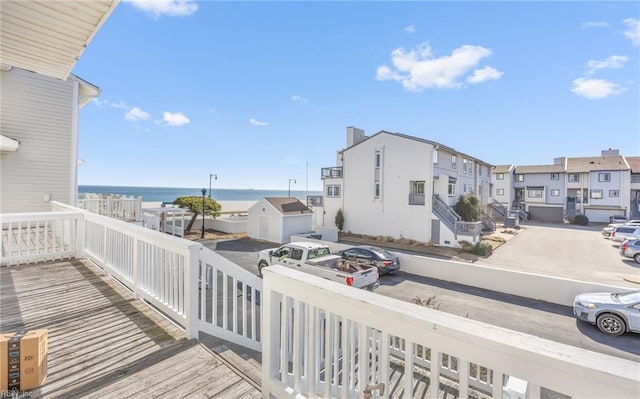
74, 0, 640, 191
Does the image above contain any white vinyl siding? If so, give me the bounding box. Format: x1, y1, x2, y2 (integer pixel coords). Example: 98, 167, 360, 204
1, 67, 76, 212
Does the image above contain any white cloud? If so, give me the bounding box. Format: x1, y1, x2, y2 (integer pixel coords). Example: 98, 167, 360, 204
125, 107, 151, 121
586, 55, 628, 75
111, 101, 129, 109
92, 98, 109, 107
376, 42, 501, 90
404, 25, 416, 33
249, 118, 268, 126
124, 0, 198, 18
623, 18, 640, 46
582, 21, 609, 28
571, 78, 626, 99
291, 95, 308, 103
466, 66, 503, 84
162, 112, 190, 126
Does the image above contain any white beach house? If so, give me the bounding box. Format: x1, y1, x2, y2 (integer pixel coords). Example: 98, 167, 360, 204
320, 127, 492, 247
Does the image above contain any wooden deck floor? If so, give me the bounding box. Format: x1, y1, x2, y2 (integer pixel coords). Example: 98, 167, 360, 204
0, 259, 260, 398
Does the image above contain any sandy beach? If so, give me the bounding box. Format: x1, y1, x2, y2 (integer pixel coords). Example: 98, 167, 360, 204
142, 200, 257, 214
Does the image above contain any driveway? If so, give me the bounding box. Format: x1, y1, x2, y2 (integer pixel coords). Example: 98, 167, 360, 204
476, 222, 640, 288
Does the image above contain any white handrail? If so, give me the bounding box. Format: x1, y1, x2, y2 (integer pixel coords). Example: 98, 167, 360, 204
262, 265, 639, 399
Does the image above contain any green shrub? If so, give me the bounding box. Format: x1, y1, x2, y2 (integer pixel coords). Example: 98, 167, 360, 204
472, 242, 493, 256
335, 209, 344, 231
573, 214, 589, 226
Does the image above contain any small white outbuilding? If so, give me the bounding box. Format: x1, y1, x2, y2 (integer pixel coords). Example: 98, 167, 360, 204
247, 197, 313, 244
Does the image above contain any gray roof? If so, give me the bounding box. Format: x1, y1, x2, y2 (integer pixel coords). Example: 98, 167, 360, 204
626, 157, 640, 173
492, 165, 514, 174
566, 156, 629, 172
343, 130, 493, 167
515, 164, 564, 174
264, 197, 312, 215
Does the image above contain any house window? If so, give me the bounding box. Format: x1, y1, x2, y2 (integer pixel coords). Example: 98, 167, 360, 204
527, 188, 543, 198
374, 150, 381, 199
374, 182, 380, 199
451, 155, 457, 169
463, 183, 467, 193
515, 174, 524, 182
410, 181, 425, 195
590, 189, 603, 199
375, 151, 381, 168
609, 190, 619, 198
496, 173, 504, 180
433, 150, 439, 164
496, 188, 505, 196
551, 189, 560, 196
568, 173, 579, 182
326, 185, 341, 198
598, 173, 611, 182
551, 173, 559, 180
462, 158, 469, 173
448, 183, 456, 197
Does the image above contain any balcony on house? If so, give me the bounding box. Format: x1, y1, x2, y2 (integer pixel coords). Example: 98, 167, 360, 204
321, 167, 343, 179
307, 195, 324, 207
409, 193, 426, 205
1, 202, 638, 399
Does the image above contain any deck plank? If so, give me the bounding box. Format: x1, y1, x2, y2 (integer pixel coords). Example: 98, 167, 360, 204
0, 259, 260, 398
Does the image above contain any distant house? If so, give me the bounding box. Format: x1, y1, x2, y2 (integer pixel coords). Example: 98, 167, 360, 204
319, 127, 491, 247
491, 164, 515, 208
492, 149, 633, 223
512, 163, 566, 222
628, 157, 640, 219
247, 197, 313, 243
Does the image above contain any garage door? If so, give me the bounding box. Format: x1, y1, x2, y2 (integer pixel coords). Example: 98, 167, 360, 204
585, 209, 621, 223
528, 206, 563, 222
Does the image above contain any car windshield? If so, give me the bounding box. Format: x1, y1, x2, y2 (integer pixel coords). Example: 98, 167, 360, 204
370, 248, 394, 259
615, 291, 640, 305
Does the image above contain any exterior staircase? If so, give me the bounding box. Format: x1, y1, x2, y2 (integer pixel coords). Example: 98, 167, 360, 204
212, 345, 262, 390
432, 194, 461, 232
481, 212, 496, 232
490, 199, 507, 219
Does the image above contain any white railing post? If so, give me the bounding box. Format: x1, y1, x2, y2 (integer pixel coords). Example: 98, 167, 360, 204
76, 212, 85, 258
184, 244, 201, 339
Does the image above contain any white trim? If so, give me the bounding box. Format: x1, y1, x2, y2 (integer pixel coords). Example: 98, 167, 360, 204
0, 134, 19, 152
70, 80, 79, 207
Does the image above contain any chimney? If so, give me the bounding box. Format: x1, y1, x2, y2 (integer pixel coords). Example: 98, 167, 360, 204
346, 126, 366, 147
601, 148, 619, 157
553, 157, 566, 165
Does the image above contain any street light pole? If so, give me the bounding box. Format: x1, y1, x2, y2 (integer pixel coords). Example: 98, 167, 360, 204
288, 179, 296, 197
209, 173, 217, 199
201, 188, 206, 239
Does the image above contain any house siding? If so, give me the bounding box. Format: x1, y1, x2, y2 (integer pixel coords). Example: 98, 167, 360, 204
342, 133, 434, 242
1, 67, 76, 213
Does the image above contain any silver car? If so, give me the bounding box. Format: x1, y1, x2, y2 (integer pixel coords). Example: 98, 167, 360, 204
620, 238, 640, 263
573, 290, 640, 336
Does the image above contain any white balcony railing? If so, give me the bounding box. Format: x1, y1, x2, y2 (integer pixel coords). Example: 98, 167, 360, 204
77, 193, 142, 221
262, 265, 639, 399
2, 204, 638, 399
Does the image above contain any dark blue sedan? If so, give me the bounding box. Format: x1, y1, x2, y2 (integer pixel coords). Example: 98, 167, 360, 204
340, 245, 400, 275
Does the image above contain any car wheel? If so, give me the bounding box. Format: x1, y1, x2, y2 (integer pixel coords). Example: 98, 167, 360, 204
258, 260, 269, 277
596, 313, 626, 336
634, 253, 640, 264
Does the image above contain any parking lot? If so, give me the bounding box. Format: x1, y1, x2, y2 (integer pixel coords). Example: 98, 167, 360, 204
476, 222, 640, 288
204, 225, 640, 361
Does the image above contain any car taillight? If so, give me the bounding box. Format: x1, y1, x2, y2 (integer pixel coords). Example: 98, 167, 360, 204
622, 242, 628, 250
346, 276, 353, 286
612, 231, 616, 237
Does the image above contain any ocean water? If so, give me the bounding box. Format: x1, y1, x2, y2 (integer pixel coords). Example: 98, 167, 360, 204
78, 185, 322, 203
